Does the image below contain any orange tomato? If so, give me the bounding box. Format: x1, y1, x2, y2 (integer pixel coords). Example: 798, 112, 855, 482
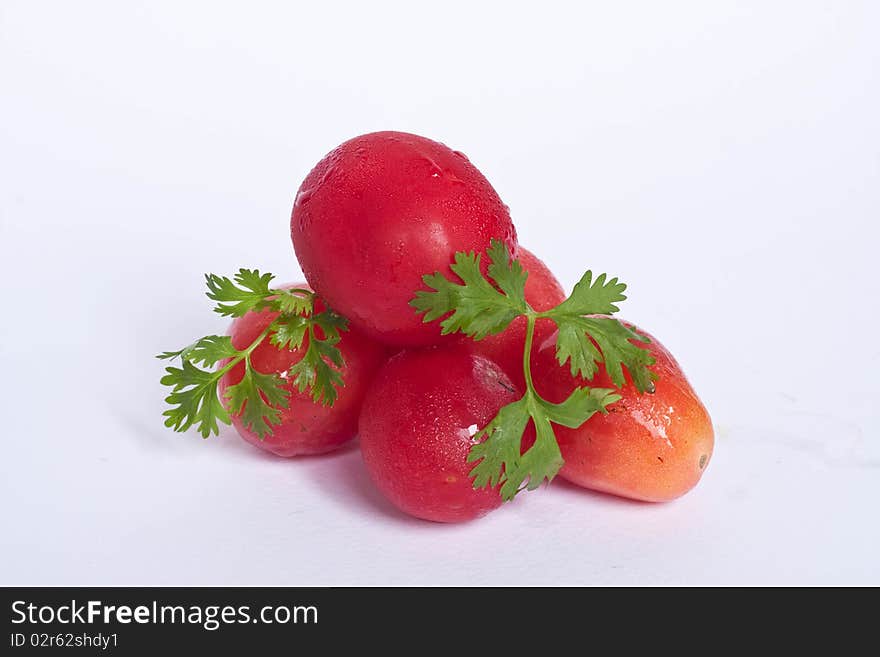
534, 323, 714, 502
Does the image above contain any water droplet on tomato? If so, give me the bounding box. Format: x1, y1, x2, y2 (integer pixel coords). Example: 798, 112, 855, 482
419, 155, 444, 178
452, 150, 469, 161
294, 188, 313, 208
445, 170, 464, 185
319, 165, 336, 185
297, 210, 312, 231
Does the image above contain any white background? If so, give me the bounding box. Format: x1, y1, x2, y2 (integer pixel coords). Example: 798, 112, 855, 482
1, 1, 878, 585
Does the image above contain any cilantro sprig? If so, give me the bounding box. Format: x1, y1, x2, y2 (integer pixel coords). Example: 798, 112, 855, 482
411, 241, 657, 500
158, 269, 348, 439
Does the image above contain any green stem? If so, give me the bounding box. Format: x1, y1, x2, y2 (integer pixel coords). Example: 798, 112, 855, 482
214, 323, 275, 381
522, 312, 537, 394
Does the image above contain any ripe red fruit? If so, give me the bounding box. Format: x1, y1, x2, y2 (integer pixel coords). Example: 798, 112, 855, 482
291, 131, 518, 347
218, 286, 387, 457
358, 346, 519, 522
533, 323, 714, 502
459, 247, 565, 390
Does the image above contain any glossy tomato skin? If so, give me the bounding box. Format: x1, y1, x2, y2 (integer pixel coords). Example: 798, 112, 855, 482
291, 131, 518, 347
359, 346, 518, 522
460, 247, 565, 391
534, 323, 714, 502
218, 285, 387, 457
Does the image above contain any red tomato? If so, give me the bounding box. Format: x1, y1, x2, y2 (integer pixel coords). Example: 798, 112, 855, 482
291, 131, 518, 347
358, 346, 518, 522
459, 247, 565, 391
533, 323, 714, 502
218, 286, 387, 457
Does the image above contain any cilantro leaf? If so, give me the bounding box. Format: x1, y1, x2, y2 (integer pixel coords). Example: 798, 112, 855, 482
486, 239, 528, 307
514, 413, 565, 496
273, 288, 313, 315
288, 341, 344, 406
311, 308, 349, 339
553, 270, 627, 316
579, 318, 655, 392
223, 362, 289, 438
286, 309, 348, 405
552, 316, 656, 392
467, 398, 531, 492
160, 360, 230, 438
468, 389, 618, 500
205, 268, 276, 317
410, 240, 528, 340
159, 269, 349, 441
411, 240, 659, 501
544, 270, 654, 392
553, 319, 603, 382
269, 314, 309, 350
538, 386, 621, 428
157, 335, 237, 368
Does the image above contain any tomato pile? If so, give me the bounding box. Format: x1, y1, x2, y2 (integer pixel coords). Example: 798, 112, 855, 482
160, 131, 714, 523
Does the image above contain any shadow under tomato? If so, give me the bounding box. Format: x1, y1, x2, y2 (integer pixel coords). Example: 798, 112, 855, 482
300, 439, 427, 526
548, 476, 657, 507
211, 425, 359, 461
189, 426, 424, 524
